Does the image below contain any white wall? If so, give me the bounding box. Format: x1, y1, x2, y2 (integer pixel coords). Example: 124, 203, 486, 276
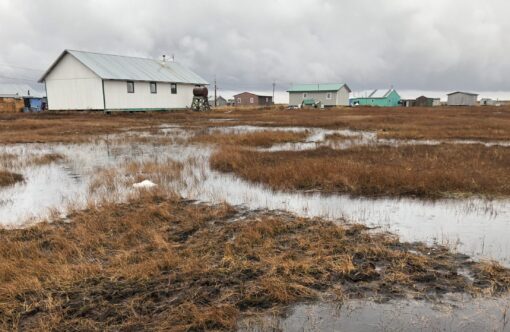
45, 54, 104, 110
336, 86, 350, 106
447, 93, 478, 106
104, 81, 195, 110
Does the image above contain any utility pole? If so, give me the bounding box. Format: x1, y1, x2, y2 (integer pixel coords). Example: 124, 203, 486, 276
272, 81, 276, 105
214, 77, 217, 107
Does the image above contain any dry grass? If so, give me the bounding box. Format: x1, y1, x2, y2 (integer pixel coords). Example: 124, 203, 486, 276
0, 170, 23, 187
211, 144, 510, 198
1, 193, 508, 331
29, 153, 65, 166
0, 106, 509, 143
191, 130, 309, 148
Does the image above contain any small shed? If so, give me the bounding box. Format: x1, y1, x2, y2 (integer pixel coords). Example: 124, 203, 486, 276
480, 98, 496, 106
415, 96, 440, 107
447, 92, 478, 106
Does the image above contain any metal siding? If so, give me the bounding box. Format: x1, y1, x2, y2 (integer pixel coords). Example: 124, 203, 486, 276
104, 81, 194, 110
447, 93, 477, 106
45, 54, 104, 110
289, 91, 338, 107
336, 86, 350, 106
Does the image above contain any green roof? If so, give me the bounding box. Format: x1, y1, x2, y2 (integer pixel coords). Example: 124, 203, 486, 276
287, 83, 350, 93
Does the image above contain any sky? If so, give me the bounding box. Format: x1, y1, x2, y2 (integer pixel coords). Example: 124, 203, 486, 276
1, 0, 510, 102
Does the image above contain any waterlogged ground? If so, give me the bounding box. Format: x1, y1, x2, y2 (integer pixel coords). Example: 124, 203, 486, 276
1, 124, 510, 330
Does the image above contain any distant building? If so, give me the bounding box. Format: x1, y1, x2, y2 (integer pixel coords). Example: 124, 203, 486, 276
288, 83, 351, 107
350, 88, 401, 107
209, 96, 228, 107
415, 96, 441, 107
480, 98, 497, 106
0, 83, 46, 113
447, 91, 478, 106
401, 99, 416, 107
39, 49, 208, 111
233, 92, 273, 107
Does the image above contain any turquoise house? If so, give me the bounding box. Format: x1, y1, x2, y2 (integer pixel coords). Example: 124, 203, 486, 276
350, 89, 401, 107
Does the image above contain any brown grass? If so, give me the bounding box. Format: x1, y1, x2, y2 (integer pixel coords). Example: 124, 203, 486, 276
191, 130, 309, 148
211, 144, 510, 198
0, 106, 509, 143
0, 170, 23, 187
1, 193, 508, 331
29, 153, 65, 166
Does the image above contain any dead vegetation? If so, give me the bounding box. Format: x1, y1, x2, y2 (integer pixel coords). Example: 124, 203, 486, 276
1, 193, 508, 331
211, 144, 510, 198
29, 153, 65, 166
0, 170, 23, 187
0, 106, 509, 143
191, 130, 309, 147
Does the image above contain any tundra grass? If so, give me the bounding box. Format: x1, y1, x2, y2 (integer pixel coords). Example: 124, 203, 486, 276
0, 170, 23, 187
211, 144, 510, 198
1, 193, 508, 331
191, 130, 309, 148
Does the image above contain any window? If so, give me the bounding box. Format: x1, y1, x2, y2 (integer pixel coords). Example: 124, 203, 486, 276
250, 97, 254, 104
326, 93, 332, 100
150, 82, 157, 94
237, 98, 241, 104
303, 93, 307, 98
127, 81, 135, 93
265, 97, 269, 103
171, 83, 177, 94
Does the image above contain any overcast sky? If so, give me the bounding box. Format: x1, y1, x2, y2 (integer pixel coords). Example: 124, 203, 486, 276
1, 0, 510, 100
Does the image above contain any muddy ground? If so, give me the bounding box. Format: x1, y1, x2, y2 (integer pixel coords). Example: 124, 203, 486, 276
1, 193, 509, 331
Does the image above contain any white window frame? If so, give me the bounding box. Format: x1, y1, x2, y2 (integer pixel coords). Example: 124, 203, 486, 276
303, 93, 307, 98
171, 83, 177, 94
237, 98, 241, 104
326, 93, 332, 100
250, 97, 254, 104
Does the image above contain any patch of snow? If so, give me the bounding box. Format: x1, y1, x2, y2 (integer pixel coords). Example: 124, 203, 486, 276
133, 180, 157, 189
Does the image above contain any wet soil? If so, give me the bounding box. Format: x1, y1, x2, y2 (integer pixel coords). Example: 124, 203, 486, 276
1, 194, 509, 331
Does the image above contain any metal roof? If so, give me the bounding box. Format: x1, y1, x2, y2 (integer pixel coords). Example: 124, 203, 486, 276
447, 91, 479, 96
40, 50, 208, 85
287, 83, 351, 93
0, 83, 45, 98
369, 89, 395, 98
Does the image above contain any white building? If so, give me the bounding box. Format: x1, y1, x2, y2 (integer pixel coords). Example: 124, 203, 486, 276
39, 50, 208, 111
288, 83, 351, 107
447, 91, 478, 106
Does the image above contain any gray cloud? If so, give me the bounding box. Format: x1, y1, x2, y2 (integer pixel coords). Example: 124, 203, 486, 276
1, 0, 510, 94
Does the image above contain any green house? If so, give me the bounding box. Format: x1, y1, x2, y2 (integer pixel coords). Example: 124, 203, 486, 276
350, 89, 401, 107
